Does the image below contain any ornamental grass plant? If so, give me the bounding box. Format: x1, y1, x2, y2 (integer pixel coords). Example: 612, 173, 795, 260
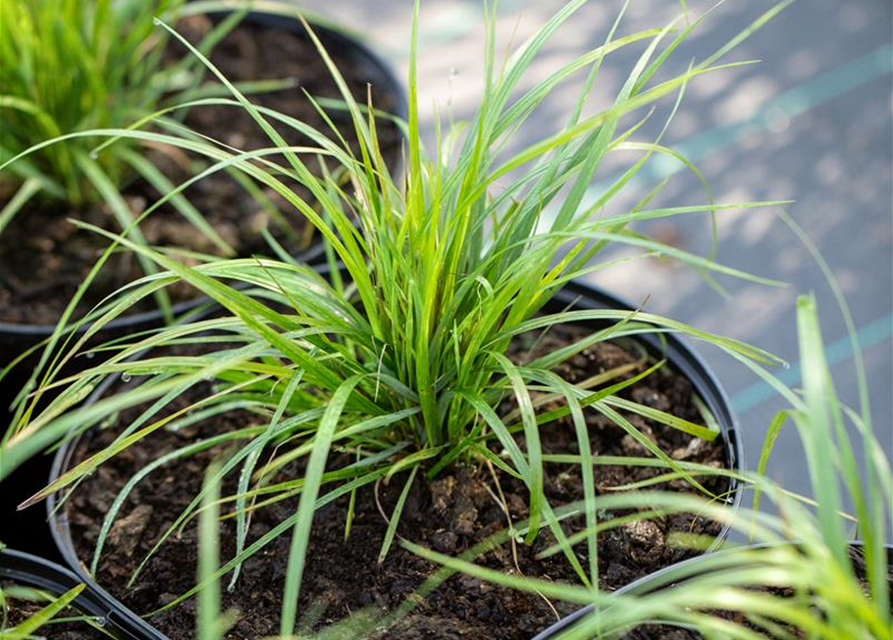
0, 0, 805, 637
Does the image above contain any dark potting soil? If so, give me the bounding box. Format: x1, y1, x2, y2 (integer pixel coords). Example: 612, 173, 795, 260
0, 16, 400, 326
61, 326, 731, 640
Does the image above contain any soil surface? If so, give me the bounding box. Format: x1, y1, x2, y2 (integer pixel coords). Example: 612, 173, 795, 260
60, 324, 733, 640
0, 16, 400, 326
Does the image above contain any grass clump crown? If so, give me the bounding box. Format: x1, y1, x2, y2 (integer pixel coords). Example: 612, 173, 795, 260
2, 0, 800, 636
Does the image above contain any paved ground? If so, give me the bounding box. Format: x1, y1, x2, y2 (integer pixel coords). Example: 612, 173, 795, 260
297, 0, 892, 511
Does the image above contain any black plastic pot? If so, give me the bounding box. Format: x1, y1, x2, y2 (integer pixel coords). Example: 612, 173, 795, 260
45, 277, 742, 640
0, 9, 405, 559
0, 547, 169, 639
531, 541, 893, 640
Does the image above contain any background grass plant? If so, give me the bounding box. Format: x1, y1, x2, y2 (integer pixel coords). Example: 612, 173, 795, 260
0, 0, 801, 636
0, 0, 251, 231
0, 0, 255, 330
0, 0, 326, 323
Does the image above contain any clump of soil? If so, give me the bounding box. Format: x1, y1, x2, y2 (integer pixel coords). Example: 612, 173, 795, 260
60, 324, 733, 640
0, 16, 401, 325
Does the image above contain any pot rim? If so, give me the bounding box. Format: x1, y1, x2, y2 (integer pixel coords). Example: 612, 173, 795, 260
47, 273, 744, 640
529, 540, 893, 640
0, 8, 407, 341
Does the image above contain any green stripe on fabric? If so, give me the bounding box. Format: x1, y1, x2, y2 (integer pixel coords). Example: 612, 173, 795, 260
583, 43, 893, 205
731, 312, 893, 413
